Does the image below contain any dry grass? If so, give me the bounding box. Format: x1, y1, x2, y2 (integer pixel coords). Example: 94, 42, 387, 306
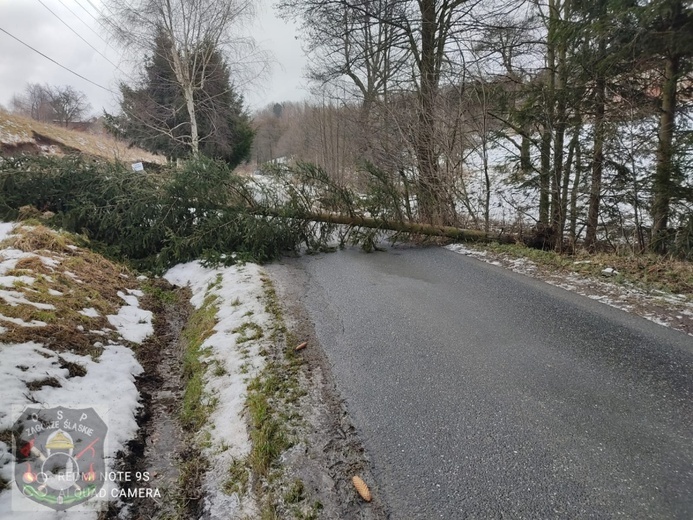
12, 256, 54, 275
0, 225, 140, 358
26, 377, 61, 391
8, 225, 74, 253
0, 111, 165, 164
60, 252, 132, 303
2, 324, 104, 357
586, 251, 693, 294
484, 243, 693, 296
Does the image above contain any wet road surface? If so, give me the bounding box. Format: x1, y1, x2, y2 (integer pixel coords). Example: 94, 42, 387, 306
284, 246, 693, 519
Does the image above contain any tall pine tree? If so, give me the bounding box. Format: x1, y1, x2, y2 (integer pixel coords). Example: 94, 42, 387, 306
109, 31, 253, 168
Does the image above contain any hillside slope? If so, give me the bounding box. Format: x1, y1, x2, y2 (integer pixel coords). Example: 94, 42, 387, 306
0, 111, 165, 164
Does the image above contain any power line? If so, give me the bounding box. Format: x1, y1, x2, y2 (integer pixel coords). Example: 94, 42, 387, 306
36, 0, 123, 74
56, 0, 111, 48
74, 0, 104, 23
0, 26, 117, 94
86, 0, 116, 19
70, 0, 140, 85
74, 0, 115, 35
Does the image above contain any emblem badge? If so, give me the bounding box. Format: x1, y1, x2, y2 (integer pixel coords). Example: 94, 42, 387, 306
12, 406, 107, 511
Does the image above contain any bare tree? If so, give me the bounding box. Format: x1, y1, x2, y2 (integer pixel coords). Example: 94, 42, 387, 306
46, 85, 92, 127
278, 0, 407, 108
280, 0, 494, 224
104, 0, 267, 155
10, 83, 56, 122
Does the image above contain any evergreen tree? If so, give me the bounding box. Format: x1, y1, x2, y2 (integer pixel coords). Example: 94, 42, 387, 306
109, 31, 254, 168
639, 0, 693, 251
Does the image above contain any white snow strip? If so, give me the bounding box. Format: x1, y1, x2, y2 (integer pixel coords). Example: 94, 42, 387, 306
79, 307, 100, 318
0, 223, 17, 242
117, 290, 139, 307
37, 255, 60, 268
0, 250, 40, 276
0, 315, 47, 327
0, 289, 55, 310
0, 275, 35, 287
165, 260, 269, 518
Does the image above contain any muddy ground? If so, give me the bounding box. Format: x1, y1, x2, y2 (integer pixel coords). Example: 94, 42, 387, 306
107, 282, 197, 520
109, 269, 389, 519
266, 260, 389, 520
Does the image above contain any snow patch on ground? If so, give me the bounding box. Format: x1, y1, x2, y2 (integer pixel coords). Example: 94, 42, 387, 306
165, 261, 270, 518
79, 307, 100, 318
0, 223, 17, 242
0, 222, 154, 517
107, 305, 153, 344
0, 289, 55, 309
0, 340, 144, 518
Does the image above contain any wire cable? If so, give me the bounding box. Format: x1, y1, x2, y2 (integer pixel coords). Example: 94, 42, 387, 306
56, 0, 112, 48
86, 0, 116, 18
74, 0, 116, 36
36, 0, 123, 73
0, 26, 117, 94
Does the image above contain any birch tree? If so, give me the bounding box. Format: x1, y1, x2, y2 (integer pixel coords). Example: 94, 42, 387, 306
104, 0, 264, 156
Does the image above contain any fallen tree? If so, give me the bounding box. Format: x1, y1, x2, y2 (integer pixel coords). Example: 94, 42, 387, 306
258, 209, 515, 244
0, 156, 516, 270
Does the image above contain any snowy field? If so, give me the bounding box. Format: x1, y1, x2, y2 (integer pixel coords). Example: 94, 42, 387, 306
0, 222, 268, 518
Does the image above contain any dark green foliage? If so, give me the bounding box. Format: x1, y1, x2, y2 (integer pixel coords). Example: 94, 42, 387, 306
108, 31, 254, 167
0, 155, 511, 270
0, 155, 304, 271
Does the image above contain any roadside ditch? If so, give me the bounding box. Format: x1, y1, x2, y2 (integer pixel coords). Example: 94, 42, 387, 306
109, 264, 388, 519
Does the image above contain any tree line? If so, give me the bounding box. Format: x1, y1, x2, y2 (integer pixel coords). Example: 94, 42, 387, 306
267, 0, 692, 256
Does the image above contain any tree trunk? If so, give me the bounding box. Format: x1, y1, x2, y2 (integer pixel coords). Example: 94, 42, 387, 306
540, 128, 551, 225
651, 54, 679, 252
258, 209, 515, 244
569, 136, 582, 247
560, 127, 578, 247
415, 0, 444, 225
539, 0, 558, 228
183, 85, 200, 155
169, 42, 200, 155
551, 1, 568, 250
584, 66, 605, 251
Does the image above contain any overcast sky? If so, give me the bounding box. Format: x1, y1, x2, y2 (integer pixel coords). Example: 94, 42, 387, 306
0, 0, 310, 116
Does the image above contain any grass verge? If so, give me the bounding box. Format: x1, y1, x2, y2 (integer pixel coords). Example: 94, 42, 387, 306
180, 294, 219, 432
228, 274, 312, 519
483, 242, 693, 296
168, 292, 220, 519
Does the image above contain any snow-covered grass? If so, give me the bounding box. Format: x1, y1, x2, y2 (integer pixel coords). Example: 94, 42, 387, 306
0, 217, 306, 517
164, 261, 272, 518
0, 223, 153, 518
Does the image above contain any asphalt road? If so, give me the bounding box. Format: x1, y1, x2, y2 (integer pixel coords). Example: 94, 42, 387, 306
290, 246, 693, 519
